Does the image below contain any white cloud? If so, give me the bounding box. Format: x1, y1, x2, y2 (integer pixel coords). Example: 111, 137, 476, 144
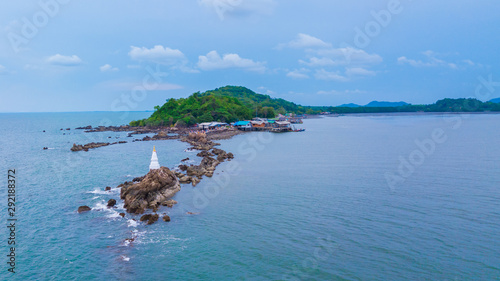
46, 54, 83, 66
303, 47, 383, 67
128, 45, 186, 65
314, 69, 349, 82
197, 50, 266, 72
100, 64, 119, 72
278, 33, 331, 49
398, 50, 458, 69
199, 0, 275, 20
345, 67, 376, 76
286, 69, 309, 79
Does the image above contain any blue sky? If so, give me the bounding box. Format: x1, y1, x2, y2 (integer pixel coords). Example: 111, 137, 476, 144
1, 0, 499, 112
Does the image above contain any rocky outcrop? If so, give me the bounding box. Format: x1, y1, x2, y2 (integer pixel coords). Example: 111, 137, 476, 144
186, 156, 219, 178
140, 214, 159, 225
120, 167, 180, 214
107, 199, 116, 207
77, 206, 91, 213
212, 148, 234, 162
161, 199, 177, 208
71, 142, 110, 152
196, 150, 214, 157
75, 125, 92, 130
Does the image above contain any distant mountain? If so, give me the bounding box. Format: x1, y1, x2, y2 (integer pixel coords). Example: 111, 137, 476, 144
364, 101, 409, 107
338, 103, 361, 108
489, 98, 500, 103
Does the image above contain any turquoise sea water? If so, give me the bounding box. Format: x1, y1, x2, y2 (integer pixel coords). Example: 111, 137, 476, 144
0, 112, 499, 280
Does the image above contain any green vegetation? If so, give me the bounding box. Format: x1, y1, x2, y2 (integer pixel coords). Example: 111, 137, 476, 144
130, 85, 500, 127
130, 92, 253, 127
130, 86, 309, 127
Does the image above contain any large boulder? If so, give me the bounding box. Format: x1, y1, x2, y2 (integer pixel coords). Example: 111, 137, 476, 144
120, 167, 180, 214
77, 206, 91, 213
107, 199, 116, 207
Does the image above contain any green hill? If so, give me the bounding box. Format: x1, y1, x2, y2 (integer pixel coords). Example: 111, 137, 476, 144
130, 86, 312, 127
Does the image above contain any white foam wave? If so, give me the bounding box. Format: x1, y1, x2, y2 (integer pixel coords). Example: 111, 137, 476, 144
127, 219, 138, 228
92, 201, 123, 219
120, 255, 130, 262
87, 188, 109, 195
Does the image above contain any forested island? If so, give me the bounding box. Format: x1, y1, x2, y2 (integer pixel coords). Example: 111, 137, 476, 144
129, 86, 500, 127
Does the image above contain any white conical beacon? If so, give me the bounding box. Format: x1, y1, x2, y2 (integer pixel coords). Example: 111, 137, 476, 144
149, 146, 160, 170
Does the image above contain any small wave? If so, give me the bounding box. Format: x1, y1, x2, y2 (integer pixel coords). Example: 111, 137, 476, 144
120, 255, 130, 262
127, 219, 138, 228
87, 188, 109, 195
184, 148, 197, 153
92, 201, 122, 219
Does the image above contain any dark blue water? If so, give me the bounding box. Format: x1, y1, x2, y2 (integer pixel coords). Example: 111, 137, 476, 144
1, 112, 499, 280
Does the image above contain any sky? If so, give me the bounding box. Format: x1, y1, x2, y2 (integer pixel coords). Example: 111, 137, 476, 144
0, 0, 499, 112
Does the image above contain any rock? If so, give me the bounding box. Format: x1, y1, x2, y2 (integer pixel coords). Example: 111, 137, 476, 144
66, 128, 71, 130
161, 199, 177, 208
43, 147, 48, 150
132, 176, 145, 182
120, 167, 180, 214
105, 186, 111, 191
140, 214, 152, 222
119, 213, 125, 217
191, 177, 201, 187
140, 214, 159, 225
163, 215, 171, 222
118, 141, 127, 144
186, 212, 199, 215
196, 150, 214, 157
77, 206, 91, 213
75, 125, 92, 130
179, 176, 192, 184
71, 142, 110, 152
181, 157, 190, 162
107, 199, 117, 207
178, 164, 188, 171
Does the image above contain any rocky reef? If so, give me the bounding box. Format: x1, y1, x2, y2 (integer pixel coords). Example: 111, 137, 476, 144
119, 167, 180, 214
71, 142, 110, 151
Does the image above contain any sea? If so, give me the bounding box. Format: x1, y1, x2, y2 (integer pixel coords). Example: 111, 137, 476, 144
0, 112, 499, 280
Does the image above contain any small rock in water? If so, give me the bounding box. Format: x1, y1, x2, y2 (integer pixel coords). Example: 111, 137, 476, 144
107, 199, 117, 207
119, 213, 125, 218
140, 214, 159, 225
43, 147, 48, 150
140, 214, 151, 222
77, 206, 91, 213
162, 215, 171, 222
105, 186, 111, 191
